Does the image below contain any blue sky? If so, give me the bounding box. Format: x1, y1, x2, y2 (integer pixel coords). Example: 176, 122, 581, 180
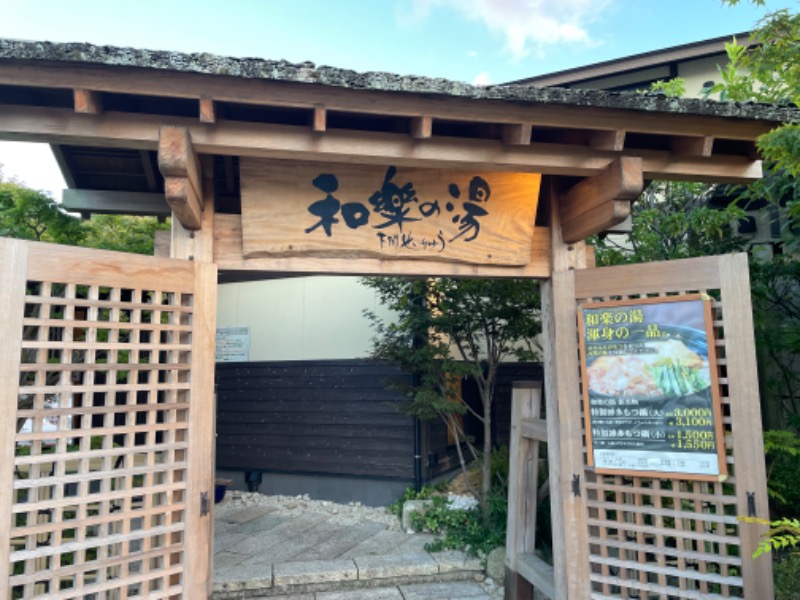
0, 0, 795, 194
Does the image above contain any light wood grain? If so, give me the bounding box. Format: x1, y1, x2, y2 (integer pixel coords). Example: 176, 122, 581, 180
505, 383, 541, 600
214, 213, 552, 278
0, 238, 28, 591
589, 130, 626, 151
559, 157, 642, 243
240, 159, 541, 266
0, 105, 765, 184
411, 116, 432, 139
182, 261, 218, 599
718, 253, 773, 599
0, 62, 777, 141
199, 98, 216, 124
73, 88, 103, 115
312, 105, 326, 132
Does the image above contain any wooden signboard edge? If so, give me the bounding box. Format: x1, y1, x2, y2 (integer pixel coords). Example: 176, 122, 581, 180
577, 293, 728, 482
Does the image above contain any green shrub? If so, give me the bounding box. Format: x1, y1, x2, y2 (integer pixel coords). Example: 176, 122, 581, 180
775, 553, 800, 600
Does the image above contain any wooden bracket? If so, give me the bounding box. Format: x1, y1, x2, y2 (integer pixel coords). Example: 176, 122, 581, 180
502, 123, 532, 146
312, 105, 327, 132
558, 156, 643, 243
158, 126, 203, 230
411, 115, 432, 139
589, 129, 626, 151
671, 135, 714, 157
73, 89, 103, 115
199, 98, 216, 124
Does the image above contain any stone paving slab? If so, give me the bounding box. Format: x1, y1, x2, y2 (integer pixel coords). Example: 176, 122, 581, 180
236, 513, 331, 555
219, 505, 275, 524
340, 529, 412, 558
241, 523, 341, 565
297, 521, 387, 561
432, 550, 483, 573
355, 552, 439, 580
246, 513, 291, 534
214, 550, 250, 571
399, 581, 491, 599
273, 559, 357, 586
214, 530, 254, 553
317, 587, 404, 599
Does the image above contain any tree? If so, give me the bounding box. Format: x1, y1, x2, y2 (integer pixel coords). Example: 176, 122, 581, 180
363, 277, 541, 522
81, 213, 169, 255
593, 181, 748, 266
1, 172, 169, 255
0, 178, 84, 244
717, 1, 800, 177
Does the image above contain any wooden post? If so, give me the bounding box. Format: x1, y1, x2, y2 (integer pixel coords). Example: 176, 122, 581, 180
718, 254, 774, 598
0, 239, 28, 594
182, 260, 218, 598
541, 177, 590, 599
505, 382, 541, 600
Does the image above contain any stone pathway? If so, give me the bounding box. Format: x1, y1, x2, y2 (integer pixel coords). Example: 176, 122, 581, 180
212, 494, 502, 600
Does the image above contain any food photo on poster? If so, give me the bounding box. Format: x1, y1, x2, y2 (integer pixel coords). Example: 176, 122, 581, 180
578, 295, 727, 481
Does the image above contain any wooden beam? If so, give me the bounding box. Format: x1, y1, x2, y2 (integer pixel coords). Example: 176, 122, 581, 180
312, 105, 326, 132
0, 106, 764, 183
158, 126, 203, 230
503, 123, 532, 146
559, 156, 643, 243
164, 176, 202, 230
590, 129, 626, 151
61, 189, 170, 216
671, 135, 714, 157
213, 214, 551, 279
73, 88, 103, 115
199, 98, 216, 124
139, 150, 159, 191
0, 62, 776, 141
411, 115, 432, 139
521, 417, 548, 442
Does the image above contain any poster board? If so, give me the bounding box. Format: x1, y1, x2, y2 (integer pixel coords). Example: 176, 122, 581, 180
215, 327, 250, 362
578, 294, 727, 481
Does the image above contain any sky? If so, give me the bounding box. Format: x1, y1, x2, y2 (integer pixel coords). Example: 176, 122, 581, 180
0, 0, 795, 197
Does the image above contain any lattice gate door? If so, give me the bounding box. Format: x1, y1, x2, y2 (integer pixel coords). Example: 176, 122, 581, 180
551, 254, 773, 599
0, 238, 217, 600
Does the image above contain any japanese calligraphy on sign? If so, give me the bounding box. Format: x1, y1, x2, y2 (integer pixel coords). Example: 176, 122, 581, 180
239, 159, 541, 265
578, 294, 727, 481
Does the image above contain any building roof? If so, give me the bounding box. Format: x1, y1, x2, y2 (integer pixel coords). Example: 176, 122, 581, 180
0, 38, 796, 124
507, 32, 753, 88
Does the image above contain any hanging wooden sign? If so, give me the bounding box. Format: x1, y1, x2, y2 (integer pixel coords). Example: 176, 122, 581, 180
240, 159, 540, 266
578, 294, 727, 481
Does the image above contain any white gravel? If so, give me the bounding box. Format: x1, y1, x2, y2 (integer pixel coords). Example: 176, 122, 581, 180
218, 490, 403, 530
217, 490, 504, 599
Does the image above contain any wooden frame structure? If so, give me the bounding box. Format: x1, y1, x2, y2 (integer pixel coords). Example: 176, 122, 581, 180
0, 39, 793, 598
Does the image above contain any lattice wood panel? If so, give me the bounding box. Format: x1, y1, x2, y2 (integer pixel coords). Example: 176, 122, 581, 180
1, 239, 216, 600
572, 255, 772, 599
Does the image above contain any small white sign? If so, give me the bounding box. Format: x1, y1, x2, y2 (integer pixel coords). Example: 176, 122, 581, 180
215, 327, 250, 362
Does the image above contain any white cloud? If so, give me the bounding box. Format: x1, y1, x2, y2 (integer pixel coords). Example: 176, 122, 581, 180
408, 0, 611, 59
472, 71, 492, 86
467, 50, 479, 58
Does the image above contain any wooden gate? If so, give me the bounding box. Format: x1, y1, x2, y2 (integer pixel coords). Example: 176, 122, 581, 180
508, 254, 773, 599
0, 238, 217, 599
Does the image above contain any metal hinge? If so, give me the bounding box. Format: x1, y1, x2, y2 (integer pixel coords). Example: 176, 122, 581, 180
201, 491, 210, 517
572, 474, 581, 497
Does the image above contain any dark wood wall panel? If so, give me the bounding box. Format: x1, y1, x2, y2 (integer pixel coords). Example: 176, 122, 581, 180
216, 360, 415, 480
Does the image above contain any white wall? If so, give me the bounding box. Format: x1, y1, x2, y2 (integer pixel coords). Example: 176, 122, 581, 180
217, 276, 394, 361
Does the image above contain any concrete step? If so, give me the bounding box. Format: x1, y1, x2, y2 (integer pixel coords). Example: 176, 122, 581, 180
212, 550, 485, 599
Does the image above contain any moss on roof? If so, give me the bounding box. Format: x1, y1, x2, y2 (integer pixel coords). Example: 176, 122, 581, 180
1, 38, 797, 123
